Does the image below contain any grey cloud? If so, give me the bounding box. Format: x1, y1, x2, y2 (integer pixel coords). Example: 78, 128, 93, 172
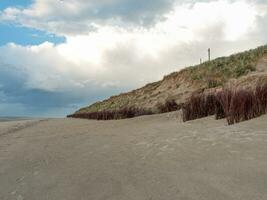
0, 0, 212, 35
0, 62, 123, 117
0, 0, 175, 35
2, 0, 266, 36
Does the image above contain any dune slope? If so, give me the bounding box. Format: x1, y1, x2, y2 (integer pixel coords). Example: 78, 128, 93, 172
73, 45, 267, 116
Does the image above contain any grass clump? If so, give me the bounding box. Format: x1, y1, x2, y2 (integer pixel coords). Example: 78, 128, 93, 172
67, 107, 153, 120
182, 92, 220, 122
157, 99, 181, 113
182, 83, 267, 125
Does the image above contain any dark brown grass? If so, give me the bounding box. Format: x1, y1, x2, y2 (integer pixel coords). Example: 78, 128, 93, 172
68, 99, 180, 121
226, 90, 256, 124
255, 84, 267, 115
67, 107, 153, 120
182, 83, 267, 125
157, 99, 180, 113
182, 92, 218, 122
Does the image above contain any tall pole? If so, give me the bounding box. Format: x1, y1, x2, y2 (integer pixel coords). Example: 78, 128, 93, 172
208, 48, 211, 61
200, 58, 202, 64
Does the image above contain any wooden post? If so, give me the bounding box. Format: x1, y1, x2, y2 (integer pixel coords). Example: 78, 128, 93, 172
208, 48, 211, 61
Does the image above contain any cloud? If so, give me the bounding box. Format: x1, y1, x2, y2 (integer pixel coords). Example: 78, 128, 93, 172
0, 58, 122, 116
0, 0, 176, 35
0, 0, 267, 116
2, 0, 264, 36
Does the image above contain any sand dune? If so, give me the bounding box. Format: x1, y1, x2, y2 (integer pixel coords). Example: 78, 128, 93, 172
0, 113, 267, 200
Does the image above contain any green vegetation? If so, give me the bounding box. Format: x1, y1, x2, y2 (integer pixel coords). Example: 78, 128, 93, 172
189, 45, 267, 86
77, 97, 130, 113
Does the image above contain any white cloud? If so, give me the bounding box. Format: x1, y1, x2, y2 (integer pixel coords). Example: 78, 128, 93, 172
0, 0, 267, 116
168, 1, 259, 41
0, 0, 175, 35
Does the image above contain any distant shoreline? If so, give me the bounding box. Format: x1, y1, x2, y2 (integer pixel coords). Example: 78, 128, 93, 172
0, 117, 34, 122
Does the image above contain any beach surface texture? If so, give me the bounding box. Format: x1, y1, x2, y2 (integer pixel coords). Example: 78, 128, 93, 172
0, 113, 266, 200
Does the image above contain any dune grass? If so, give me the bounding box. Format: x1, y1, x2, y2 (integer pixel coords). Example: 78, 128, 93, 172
68, 98, 183, 120
157, 99, 181, 113
69, 84, 267, 124
182, 84, 267, 125
189, 45, 267, 87
182, 92, 220, 122
67, 107, 153, 120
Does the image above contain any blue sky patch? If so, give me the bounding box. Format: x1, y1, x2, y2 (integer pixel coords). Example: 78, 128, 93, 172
0, 0, 32, 10
0, 0, 65, 46
0, 23, 66, 46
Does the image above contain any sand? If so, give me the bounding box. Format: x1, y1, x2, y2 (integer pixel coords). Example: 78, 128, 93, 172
0, 112, 267, 200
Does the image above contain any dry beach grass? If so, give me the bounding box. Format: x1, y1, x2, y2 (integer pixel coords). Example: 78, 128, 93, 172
182, 83, 267, 124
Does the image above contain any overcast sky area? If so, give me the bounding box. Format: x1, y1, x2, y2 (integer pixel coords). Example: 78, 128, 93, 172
0, 0, 267, 117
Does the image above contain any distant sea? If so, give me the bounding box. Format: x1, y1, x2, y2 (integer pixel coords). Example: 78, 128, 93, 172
0, 117, 33, 122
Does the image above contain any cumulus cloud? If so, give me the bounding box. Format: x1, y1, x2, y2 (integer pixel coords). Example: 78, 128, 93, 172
0, 0, 176, 35
2, 0, 265, 36
0, 0, 267, 116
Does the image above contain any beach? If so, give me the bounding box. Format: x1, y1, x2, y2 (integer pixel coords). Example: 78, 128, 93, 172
0, 113, 267, 200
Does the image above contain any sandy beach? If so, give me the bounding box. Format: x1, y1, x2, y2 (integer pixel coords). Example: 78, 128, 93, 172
0, 113, 267, 200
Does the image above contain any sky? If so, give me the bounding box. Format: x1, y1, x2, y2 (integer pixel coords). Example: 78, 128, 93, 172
0, 0, 267, 117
